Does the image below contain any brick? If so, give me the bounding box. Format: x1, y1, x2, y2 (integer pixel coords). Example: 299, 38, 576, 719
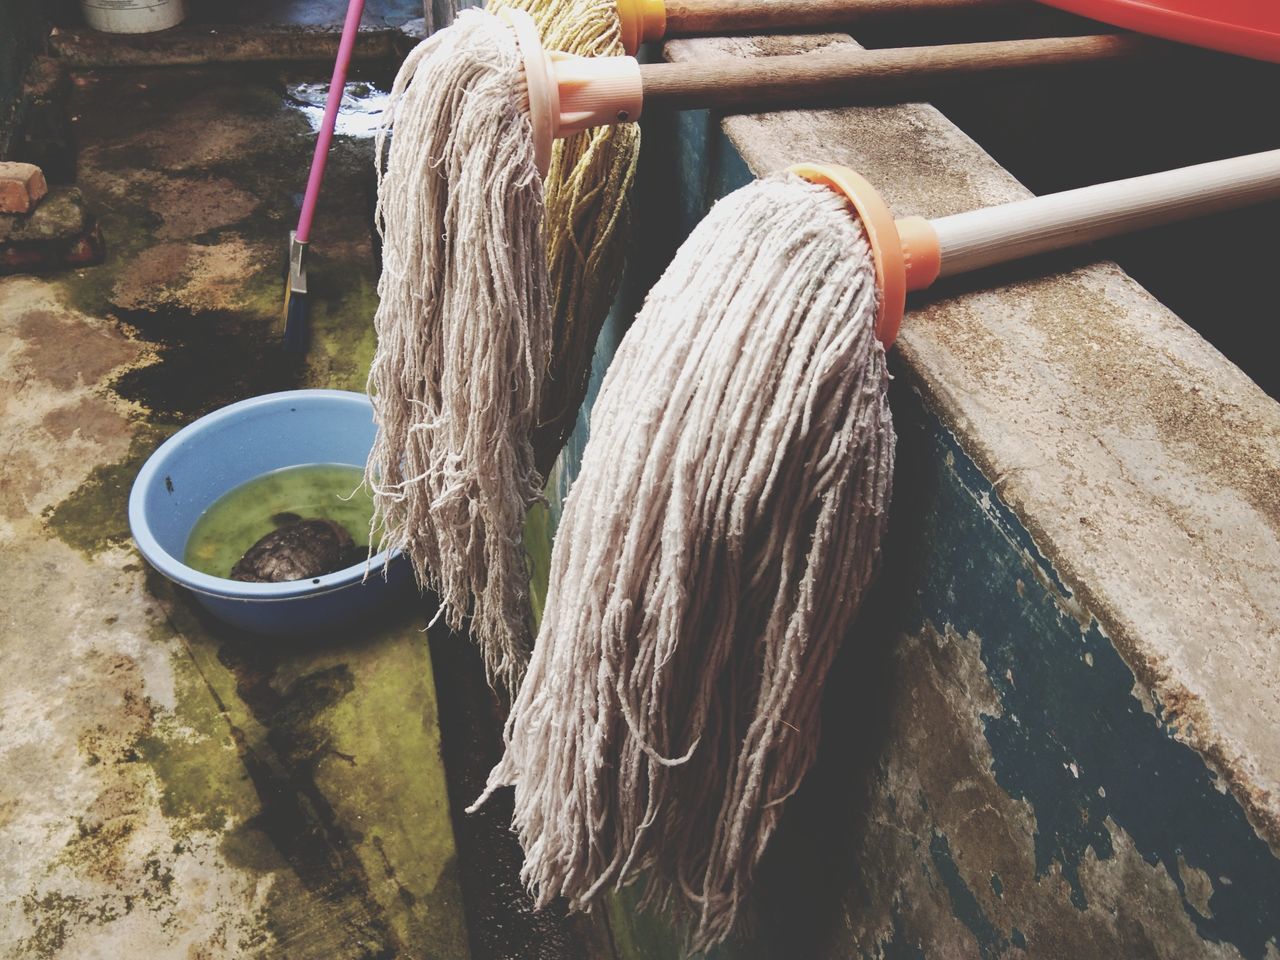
0, 162, 48, 214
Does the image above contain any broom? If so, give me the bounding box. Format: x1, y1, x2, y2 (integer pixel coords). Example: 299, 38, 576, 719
476, 150, 1280, 950
365, 6, 1165, 691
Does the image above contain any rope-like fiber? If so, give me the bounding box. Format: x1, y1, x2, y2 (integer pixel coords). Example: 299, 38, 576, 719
367, 9, 549, 694
474, 173, 897, 951
486, 0, 641, 475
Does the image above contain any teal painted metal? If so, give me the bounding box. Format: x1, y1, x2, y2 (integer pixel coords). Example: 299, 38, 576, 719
904, 403, 1280, 958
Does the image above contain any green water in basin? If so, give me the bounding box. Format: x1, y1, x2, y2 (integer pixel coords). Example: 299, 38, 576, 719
184, 463, 375, 579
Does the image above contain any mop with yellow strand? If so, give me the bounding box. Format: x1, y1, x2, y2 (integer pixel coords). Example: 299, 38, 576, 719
476, 152, 1280, 949
486, 0, 642, 475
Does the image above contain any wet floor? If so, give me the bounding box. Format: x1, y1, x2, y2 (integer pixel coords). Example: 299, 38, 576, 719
0, 43, 598, 955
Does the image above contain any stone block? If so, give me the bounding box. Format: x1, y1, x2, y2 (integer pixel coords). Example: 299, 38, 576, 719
0, 187, 89, 245
0, 187, 104, 274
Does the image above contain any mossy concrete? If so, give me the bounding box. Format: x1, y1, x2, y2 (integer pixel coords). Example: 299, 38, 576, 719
0, 61, 468, 958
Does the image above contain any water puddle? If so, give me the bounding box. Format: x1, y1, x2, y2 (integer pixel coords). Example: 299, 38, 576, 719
284, 81, 391, 139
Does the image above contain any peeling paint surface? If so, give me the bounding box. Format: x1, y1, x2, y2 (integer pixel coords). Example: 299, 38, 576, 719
1, 63, 467, 959
825, 394, 1280, 959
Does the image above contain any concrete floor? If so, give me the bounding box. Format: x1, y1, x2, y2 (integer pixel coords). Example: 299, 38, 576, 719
0, 62, 471, 959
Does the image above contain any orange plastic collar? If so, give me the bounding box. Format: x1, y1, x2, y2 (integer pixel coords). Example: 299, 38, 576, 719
507, 9, 645, 176
788, 163, 941, 349
616, 0, 666, 55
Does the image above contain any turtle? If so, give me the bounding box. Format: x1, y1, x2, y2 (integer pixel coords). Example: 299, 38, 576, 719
230, 517, 367, 583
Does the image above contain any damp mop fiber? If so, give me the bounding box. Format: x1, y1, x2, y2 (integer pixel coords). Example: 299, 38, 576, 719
367, 10, 549, 693
487, 0, 642, 471
477, 172, 896, 950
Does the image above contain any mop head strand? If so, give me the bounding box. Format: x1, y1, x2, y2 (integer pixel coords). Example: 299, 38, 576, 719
487, 0, 641, 473
367, 8, 550, 693
475, 172, 896, 949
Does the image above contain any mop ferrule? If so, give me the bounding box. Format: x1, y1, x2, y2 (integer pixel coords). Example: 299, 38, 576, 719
505, 8, 643, 174
287, 231, 308, 296
790, 163, 941, 348
551, 51, 644, 136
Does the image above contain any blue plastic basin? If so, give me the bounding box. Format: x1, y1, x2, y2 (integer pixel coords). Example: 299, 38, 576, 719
129, 389, 413, 636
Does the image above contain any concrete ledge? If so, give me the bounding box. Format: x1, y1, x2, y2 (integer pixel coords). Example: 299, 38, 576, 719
662, 31, 1280, 858
49, 23, 405, 68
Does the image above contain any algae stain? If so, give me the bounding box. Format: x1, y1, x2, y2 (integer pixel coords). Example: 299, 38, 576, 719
306, 270, 380, 392
19, 891, 91, 959
209, 639, 408, 958
111, 306, 307, 422
133, 655, 250, 836
316, 630, 471, 957
44, 424, 173, 556
524, 500, 553, 630
371, 834, 418, 908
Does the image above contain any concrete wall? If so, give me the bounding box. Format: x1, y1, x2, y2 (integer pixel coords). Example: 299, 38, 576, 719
0, 0, 46, 157
534, 30, 1280, 960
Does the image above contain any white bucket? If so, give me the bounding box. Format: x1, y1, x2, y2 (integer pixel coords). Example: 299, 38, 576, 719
80, 0, 186, 34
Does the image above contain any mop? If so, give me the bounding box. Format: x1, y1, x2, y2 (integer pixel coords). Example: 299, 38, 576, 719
473, 170, 893, 950
364, 5, 1148, 690
366, 9, 550, 693
477, 150, 1280, 949
366, 3, 637, 691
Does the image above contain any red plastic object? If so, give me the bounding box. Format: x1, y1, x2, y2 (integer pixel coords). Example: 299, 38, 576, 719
1038, 0, 1280, 63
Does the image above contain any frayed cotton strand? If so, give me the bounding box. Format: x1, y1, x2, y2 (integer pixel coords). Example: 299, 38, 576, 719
367, 9, 550, 694
474, 173, 897, 951
486, 0, 641, 473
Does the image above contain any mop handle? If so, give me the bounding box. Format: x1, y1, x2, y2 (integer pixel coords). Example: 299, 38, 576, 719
663, 0, 1019, 34
617, 0, 1021, 49
929, 149, 1280, 277
637, 33, 1168, 111
295, 0, 367, 244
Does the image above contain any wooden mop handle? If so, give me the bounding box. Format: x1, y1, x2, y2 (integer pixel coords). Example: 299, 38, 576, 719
638, 33, 1170, 111
661, 0, 1019, 34
930, 149, 1280, 277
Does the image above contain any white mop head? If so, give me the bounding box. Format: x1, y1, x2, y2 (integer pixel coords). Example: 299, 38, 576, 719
367, 9, 549, 693
475, 172, 896, 950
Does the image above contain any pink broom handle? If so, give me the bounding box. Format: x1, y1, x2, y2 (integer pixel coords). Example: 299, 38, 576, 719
296, 0, 367, 244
